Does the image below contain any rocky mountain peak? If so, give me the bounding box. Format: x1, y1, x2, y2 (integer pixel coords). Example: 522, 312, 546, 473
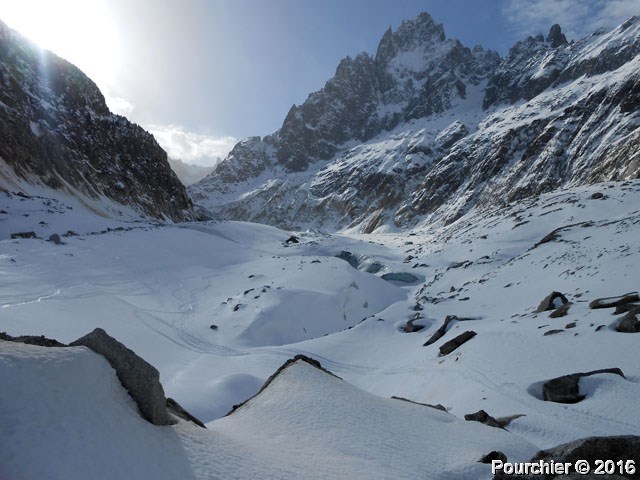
546, 24, 568, 47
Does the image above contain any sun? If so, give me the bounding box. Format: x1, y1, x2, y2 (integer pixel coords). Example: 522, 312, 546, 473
0, 0, 120, 89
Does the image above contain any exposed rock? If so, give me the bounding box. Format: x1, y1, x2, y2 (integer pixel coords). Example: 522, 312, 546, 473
285, 235, 299, 244
546, 24, 568, 48
617, 312, 640, 333
226, 355, 341, 416
403, 313, 426, 333
543, 329, 564, 336
549, 303, 571, 318
48, 233, 63, 245
542, 368, 625, 404
390, 396, 447, 412
536, 291, 569, 312
0, 331, 66, 347
423, 315, 479, 346
564, 321, 576, 329
70, 328, 172, 425
336, 251, 360, 268
209, 324, 218, 330
590, 293, 640, 309
439, 330, 476, 356
480, 450, 507, 464
10, 231, 37, 239
166, 398, 206, 428
591, 191, 605, 199
464, 409, 503, 429
499, 435, 640, 479
614, 303, 640, 314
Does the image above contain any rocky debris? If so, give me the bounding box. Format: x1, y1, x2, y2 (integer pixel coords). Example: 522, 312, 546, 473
498, 435, 640, 479
166, 398, 206, 428
10, 231, 37, 239
423, 315, 478, 346
70, 328, 172, 425
285, 235, 299, 244
0, 331, 66, 347
439, 330, 477, 356
542, 368, 625, 404
617, 311, 640, 333
536, 292, 569, 312
226, 355, 342, 416
48, 233, 63, 245
590, 293, 640, 309
390, 396, 447, 412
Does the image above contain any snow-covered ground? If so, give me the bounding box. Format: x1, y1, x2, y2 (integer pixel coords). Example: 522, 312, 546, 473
1, 180, 639, 478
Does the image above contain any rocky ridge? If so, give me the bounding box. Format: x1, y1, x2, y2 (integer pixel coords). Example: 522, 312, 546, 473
191, 14, 640, 232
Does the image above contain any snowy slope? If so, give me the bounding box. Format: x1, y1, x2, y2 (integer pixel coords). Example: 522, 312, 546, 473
0, 343, 537, 480
2, 179, 640, 476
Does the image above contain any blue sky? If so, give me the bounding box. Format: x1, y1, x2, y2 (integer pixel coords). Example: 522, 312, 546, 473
1, 0, 638, 165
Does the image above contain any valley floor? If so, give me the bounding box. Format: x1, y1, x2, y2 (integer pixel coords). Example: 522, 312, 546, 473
1, 180, 639, 479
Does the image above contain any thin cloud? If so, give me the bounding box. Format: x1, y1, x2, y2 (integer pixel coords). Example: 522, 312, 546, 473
104, 93, 134, 117
147, 124, 237, 167
502, 0, 639, 42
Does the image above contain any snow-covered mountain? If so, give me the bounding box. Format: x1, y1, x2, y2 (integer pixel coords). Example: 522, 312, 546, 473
191, 13, 640, 232
0, 20, 194, 222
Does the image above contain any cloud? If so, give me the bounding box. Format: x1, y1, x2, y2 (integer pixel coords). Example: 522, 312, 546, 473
502, 0, 639, 42
104, 93, 134, 117
147, 125, 238, 167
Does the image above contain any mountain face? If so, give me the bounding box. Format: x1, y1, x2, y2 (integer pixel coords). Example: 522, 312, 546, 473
0, 21, 194, 222
191, 13, 640, 232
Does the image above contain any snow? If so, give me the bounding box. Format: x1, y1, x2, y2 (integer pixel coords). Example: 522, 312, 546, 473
2, 179, 640, 479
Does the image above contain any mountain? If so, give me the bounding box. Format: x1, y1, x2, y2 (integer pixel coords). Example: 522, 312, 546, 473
0, 20, 194, 222
191, 13, 640, 232
167, 158, 214, 186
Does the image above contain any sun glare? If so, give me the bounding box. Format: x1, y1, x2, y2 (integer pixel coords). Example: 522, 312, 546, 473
0, 0, 120, 89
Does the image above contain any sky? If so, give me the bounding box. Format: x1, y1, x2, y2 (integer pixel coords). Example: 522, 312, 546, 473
0, 0, 638, 166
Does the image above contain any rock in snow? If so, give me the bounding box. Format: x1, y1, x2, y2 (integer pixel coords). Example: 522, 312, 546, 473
70, 328, 172, 426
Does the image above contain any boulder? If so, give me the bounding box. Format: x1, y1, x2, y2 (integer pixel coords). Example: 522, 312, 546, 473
464, 410, 503, 429
70, 328, 172, 425
536, 292, 569, 312
549, 302, 571, 318
617, 312, 640, 333
542, 368, 625, 404
285, 235, 299, 244
589, 293, 640, 309
439, 330, 476, 356
480, 450, 506, 464
48, 233, 64, 245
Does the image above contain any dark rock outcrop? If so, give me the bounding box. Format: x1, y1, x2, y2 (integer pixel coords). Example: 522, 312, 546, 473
10, 231, 37, 239
617, 311, 640, 333
0, 331, 65, 347
498, 435, 640, 479
537, 292, 569, 312
0, 21, 194, 221
464, 410, 504, 429
590, 293, 640, 309
70, 328, 172, 425
439, 330, 477, 356
166, 398, 206, 428
542, 368, 625, 404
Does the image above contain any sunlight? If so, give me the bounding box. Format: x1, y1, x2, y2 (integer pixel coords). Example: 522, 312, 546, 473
0, 0, 120, 88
